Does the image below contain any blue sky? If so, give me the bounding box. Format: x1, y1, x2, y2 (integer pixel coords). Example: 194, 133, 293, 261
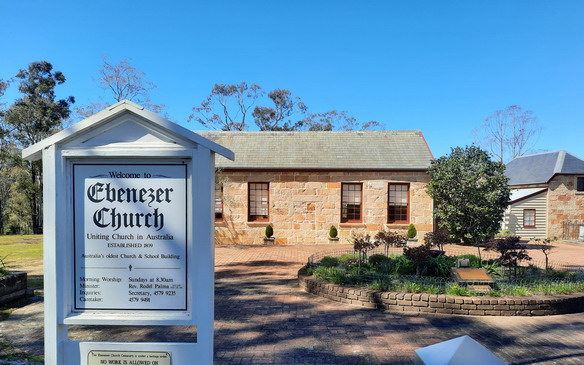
1, 1, 583, 158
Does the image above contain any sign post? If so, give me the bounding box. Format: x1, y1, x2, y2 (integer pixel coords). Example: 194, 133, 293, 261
23, 100, 233, 365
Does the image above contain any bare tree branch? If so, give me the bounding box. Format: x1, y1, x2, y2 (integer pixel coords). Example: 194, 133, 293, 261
474, 105, 541, 163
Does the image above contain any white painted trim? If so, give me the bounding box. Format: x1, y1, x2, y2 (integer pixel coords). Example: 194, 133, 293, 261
43, 145, 68, 364
190, 146, 215, 363
63, 312, 192, 326
61, 159, 197, 326
22, 100, 234, 161
61, 149, 196, 158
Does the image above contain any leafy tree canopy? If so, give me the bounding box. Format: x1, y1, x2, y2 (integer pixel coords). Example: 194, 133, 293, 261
4, 61, 74, 147
2, 61, 74, 234
253, 89, 307, 131
426, 145, 510, 246
191, 82, 381, 132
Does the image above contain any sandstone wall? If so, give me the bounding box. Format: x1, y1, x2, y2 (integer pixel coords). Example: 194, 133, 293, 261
548, 175, 584, 238
215, 170, 433, 245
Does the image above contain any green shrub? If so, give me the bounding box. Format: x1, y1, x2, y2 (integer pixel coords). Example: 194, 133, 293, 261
496, 284, 532, 296
495, 229, 513, 237
341, 257, 368, 270
544, 269, 572, 279
368, 280, 391, 291
313, 266, 349, 284
482, 260, 502, 277
426, 255, 457, 277
329, 225, 338, 238
338, 253, 358, 261
391, 280, 442, 294
445, 283, 471, 296
320, 256, 340, 267
265, 224, 274, 238
393, 255, 415, 275
369, 254, 390, 267
407, 224, 417, 239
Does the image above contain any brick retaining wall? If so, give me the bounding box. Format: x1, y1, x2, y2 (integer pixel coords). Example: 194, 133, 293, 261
298, 268, 584, 316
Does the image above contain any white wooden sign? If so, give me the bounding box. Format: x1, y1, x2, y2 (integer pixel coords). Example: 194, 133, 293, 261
22, 100, 234, 365
74, 164, 187, 311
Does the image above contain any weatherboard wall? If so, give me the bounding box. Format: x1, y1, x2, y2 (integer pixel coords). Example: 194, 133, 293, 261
504, 190, 547, 239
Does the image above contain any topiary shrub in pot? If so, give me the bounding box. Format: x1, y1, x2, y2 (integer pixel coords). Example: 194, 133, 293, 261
264, 224, 275, 244
407, 224, 417, 241
328, 225, 339, 243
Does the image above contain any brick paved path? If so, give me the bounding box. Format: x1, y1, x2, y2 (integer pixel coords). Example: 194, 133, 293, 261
2, 242, 584, 364
214, 243, 584, 365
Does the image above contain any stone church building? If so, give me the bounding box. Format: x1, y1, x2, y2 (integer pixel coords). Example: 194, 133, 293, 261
198, 131, 435, 245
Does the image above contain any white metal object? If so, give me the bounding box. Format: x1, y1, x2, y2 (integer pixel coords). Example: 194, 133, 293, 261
23, 100, 233, 365
456, 258, 470, 268
416, 335, 507, 365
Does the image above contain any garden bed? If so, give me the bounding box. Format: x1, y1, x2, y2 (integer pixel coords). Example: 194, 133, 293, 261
0, 272, 28, 306
299, 247, 584, 316
299, 266, 584, 316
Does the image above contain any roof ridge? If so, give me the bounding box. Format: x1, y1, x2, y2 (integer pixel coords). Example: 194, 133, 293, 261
553, 150, 566, 174
563, 150, 584, 161
196, 130, 421, 134
512, 150, 563, 160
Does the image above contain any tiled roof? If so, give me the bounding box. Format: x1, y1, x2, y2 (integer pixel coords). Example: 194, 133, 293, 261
505, 150, 584, 185
196, 131, 433, 170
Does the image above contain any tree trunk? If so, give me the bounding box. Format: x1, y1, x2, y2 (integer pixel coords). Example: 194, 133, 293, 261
30, 162, 43, 234
476, 245, 482, 265
0, 198, 3, 235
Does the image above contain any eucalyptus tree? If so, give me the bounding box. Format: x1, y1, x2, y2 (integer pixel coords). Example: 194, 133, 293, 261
4, 61, 74, 233
191, 82, 382, 131
189, 82, 263, 131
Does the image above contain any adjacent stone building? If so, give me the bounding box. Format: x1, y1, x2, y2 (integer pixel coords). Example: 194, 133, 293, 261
502, 150, 584, 239
197, 131, 435, 245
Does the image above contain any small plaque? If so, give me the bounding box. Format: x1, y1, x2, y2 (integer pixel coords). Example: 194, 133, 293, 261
88, 350, 171, 365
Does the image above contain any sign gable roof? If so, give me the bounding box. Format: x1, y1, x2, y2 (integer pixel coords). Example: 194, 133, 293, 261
22, 100, 234, 161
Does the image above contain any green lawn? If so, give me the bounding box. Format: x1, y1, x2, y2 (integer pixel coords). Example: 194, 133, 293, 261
0, 235, 44, 363
0, 234, 43, 289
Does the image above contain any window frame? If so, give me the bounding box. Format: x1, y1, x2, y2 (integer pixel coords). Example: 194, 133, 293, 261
248, 182, 270, 222
341, 182, 363, 223
215, 184, 223, 222
577, 176, 584, 193
388, 183, 410, 224
523, 209, 536, 228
